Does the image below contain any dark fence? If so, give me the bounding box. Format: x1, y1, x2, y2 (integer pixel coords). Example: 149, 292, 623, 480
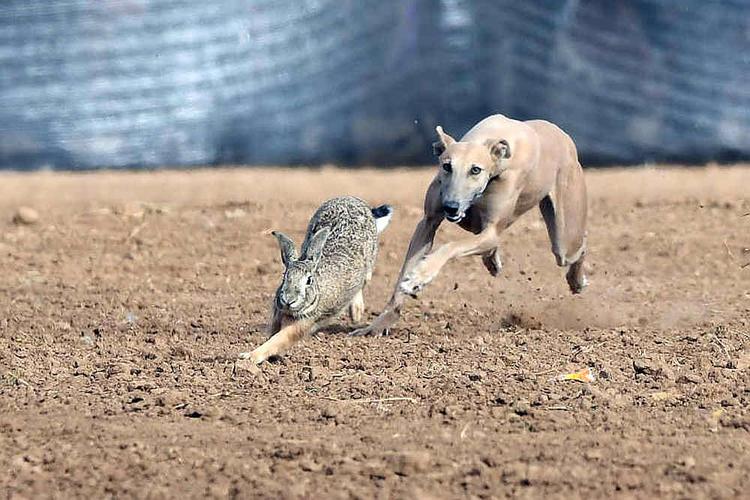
1, 0, 749, 169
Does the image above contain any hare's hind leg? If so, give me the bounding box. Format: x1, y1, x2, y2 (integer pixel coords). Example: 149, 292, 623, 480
349, 268, 371, 323
239, 319, 313, 365
349, 290, 365, 323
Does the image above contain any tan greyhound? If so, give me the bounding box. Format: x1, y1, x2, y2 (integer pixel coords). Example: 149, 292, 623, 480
350, 114, 588, 337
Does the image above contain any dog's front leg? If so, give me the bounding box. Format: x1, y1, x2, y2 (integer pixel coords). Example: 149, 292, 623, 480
399, 227, 499, 296
349, 214, 442, 336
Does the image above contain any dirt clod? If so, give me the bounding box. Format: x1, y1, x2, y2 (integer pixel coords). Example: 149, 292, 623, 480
12, 206, 39, 225
676, 373, 703, 384
387, 451, 432, 476
633, 357, 674, 380
513, 399, 531, 416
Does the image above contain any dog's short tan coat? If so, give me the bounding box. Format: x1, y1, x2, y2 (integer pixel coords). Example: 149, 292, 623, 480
351, 114, 588, 336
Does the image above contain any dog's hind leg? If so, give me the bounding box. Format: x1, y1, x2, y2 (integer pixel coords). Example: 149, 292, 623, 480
539, 158, 588, 294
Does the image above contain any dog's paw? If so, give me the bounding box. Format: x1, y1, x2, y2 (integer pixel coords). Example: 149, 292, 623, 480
349, 324, 390, 337
482, 250, 503, 277
568, 274, 588, 294
399, 262, 435, 297
398, 277, 424, 298
566, 264, 588, 294
349, 309, 399, 337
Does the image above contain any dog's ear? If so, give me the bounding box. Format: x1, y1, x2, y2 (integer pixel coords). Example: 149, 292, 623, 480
486, 138, 511, 163
272, 231, 298, 267
432, 125, 456, 156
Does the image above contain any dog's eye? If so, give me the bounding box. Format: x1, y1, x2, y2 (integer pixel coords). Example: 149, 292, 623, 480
306, 276, 313, 286
469, 165, 482, 176
442, 162, 452, 173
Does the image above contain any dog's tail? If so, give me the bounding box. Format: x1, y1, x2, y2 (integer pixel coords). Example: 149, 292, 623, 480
371, 204, 393, 234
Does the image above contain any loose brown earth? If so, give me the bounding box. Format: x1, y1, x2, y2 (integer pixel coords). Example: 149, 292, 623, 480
1, 166, 749, 499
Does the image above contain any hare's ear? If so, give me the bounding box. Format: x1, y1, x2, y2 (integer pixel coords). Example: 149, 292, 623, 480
305, 227, 330, 266
272, 231, 297, 267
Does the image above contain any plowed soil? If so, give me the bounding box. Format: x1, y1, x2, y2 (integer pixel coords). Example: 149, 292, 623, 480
1, 166, 749, 499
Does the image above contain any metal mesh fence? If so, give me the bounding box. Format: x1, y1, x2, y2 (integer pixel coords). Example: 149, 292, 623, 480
1, 0, 748, 169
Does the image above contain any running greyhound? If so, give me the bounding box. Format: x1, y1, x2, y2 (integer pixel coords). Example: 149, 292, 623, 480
350, 114, 588, 336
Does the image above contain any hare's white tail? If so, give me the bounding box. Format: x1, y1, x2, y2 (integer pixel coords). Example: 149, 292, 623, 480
371, 204, 393, 234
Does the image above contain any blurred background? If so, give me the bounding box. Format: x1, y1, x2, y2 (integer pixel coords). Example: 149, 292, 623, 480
1, 0, 748, 170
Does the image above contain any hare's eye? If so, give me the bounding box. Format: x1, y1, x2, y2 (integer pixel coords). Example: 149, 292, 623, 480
306, 276, 313, 286
469, 165, 482, 176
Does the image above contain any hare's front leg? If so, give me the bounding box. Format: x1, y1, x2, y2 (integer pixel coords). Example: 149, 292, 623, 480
348, 290, 365, 323
268, 302, 283, 336
239, 319, 313, 365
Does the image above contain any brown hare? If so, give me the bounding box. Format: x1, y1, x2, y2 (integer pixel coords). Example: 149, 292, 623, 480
239, 196, 392, 365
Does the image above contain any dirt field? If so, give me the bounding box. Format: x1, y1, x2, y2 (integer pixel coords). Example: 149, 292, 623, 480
1, 165, 749, 499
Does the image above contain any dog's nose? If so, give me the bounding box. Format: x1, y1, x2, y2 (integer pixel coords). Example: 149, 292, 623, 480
442, 202, 460, 217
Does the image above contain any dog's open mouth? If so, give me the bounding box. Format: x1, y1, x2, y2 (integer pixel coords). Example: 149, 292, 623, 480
445, 213, 465, 223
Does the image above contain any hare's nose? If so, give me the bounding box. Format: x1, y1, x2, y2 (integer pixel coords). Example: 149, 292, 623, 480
279, 291, 303, 311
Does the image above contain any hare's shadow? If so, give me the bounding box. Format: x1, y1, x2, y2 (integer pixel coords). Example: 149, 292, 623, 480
248, 321, 356, 338
315, 323, 358, 336
254, 321, 362, 364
